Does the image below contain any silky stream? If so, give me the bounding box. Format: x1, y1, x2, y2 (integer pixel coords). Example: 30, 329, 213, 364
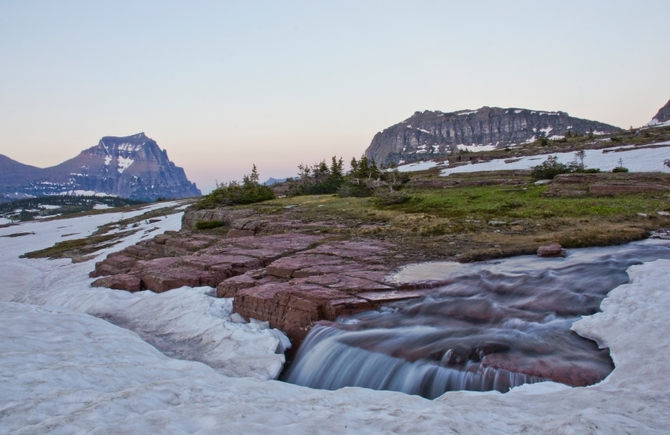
284, 239, 670, 399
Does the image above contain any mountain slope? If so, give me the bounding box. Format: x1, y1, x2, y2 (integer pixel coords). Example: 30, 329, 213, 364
365, 107, 622, 166
0, 133, 201, 201
647, 99, 670, 126
0, 154, 44, 187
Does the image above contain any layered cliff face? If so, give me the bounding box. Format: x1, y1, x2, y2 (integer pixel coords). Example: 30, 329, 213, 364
0, 133, 201, 201
648, 99, 670, 126
365, 107, 622, 166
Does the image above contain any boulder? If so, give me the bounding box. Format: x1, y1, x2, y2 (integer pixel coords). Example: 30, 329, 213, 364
537, 244, 566, 257
89, 220, 400, 343
91, 274, 142, 292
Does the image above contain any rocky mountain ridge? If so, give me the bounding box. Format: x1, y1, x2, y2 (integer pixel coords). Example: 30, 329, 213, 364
648, 99, 670, 126
365, 106, 622, 166
0, 133, 201, 201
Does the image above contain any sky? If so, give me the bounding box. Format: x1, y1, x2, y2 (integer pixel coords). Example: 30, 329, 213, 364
1, 1, 669, 193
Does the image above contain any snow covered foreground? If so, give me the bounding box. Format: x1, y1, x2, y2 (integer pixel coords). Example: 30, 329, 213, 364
1, 261, 669, 434
2, 206, 670, 434
0, 203, 288, 381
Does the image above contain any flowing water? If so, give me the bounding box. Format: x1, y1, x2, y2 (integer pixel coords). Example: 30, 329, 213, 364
284, 239, 670, 399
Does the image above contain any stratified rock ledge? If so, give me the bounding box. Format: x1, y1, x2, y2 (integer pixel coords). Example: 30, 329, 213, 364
91, 211, 423, 343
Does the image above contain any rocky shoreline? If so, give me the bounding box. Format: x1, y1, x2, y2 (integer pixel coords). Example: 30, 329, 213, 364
90, 208, 424, 347
90, 171, 670, 348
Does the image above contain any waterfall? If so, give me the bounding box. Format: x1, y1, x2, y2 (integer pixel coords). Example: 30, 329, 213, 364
284, 240, 670, 399
285, 324, 544, 398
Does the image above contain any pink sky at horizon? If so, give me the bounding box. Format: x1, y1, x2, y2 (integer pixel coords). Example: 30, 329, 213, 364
1, 1, 668, 193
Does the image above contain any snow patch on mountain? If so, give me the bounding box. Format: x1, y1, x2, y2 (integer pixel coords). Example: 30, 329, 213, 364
457, 144, 498, 152
117, 156, 134, 173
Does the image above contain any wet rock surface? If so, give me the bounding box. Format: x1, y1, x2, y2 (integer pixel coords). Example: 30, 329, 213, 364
90, 217, 421, 344
537, 244, 566, 257
90, 204, 670, 394
285, 241, 670, 396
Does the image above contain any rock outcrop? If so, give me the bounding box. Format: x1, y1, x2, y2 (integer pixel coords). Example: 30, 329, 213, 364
90, 211, 425, 344
0, 133, 201, 201
365, 107, 621, 166
537, 244, 566, 257
648, 99, 670, 126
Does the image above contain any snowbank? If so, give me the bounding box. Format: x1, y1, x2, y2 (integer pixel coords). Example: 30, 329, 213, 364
440, 143, 670, 176
396, 160, 447, 173
395, 142, 670, 175
0, 202, 288, 381
2, 259, 670, 434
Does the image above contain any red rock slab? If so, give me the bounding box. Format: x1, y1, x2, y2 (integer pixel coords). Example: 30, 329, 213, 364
289, 275, 393, 293
305, 240, 391, 260
152, 233, 171, 245
217, 274, 257, 297
133, 257, 181, 270
321, 297, 375, 320
91, 274, 142, 292
358, 290, 424, 303
198, 267, 233, 287
180, 255, 261, 271
138, 268, 203, 292
156, 245, 190, 258
123, 244, 152, 258
342, 270, 391, 283
537, 244, 566, 257
283, 285, 349, 304
234, 283, 297, 328
277, 287, 351, 336
216, 274, 282, 298
90, 251, 147, 278
233, 282, 363, 340
228, 233, 325, 252
292, 262, 368, 278
105, 252, 137, 265
211, 247, 287, 264
197, 245, 235, 256
89, 263, 119, 278
163, 237, 214, 251
227, 229, 255, 238
266, 254, 346, 278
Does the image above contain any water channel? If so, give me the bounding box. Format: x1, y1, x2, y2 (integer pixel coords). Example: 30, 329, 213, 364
284, 239, 670, 399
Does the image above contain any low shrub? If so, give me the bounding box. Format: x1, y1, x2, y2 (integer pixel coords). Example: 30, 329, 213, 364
195, 220, 225, 230
530, 156, 574, 180
373, 189, 413, 205
197, 165, 275, 209
612, 166, 629, 173
337, 181, 374, 198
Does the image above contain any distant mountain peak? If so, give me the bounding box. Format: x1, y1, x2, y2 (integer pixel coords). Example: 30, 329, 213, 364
365, 106, 621, 166
647, 99, 670, 127
102, 132, 148, 140
99, 132, 153, 149
0, 134, 201, 201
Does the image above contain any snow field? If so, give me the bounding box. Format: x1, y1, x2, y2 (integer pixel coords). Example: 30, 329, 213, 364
1, 259, 670, 433
396, 141, 670, 175
2, 201, 670, 433
0, 202, 288, 381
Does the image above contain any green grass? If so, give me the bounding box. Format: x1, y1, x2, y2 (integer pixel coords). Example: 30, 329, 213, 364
378, 185, 669, 221
20, 232, 132, 260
